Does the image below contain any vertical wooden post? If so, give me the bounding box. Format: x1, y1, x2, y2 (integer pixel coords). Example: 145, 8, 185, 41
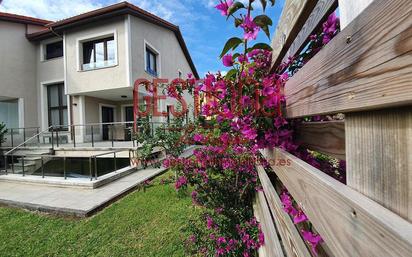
341, 0, 411, 222
346, 108, 412, 221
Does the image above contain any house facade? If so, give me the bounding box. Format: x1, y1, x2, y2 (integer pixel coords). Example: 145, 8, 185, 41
0, 2, 198, 144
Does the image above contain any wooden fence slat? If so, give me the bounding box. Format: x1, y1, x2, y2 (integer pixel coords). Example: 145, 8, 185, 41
281, 0, 337, 65
270, 0, 318, 70
257, 165, 312, 257
254, 191, 286, 257
295, 121, 345, 160
346, 107, 412, 221
260, 148, 412, 257
284, 0, 412, 118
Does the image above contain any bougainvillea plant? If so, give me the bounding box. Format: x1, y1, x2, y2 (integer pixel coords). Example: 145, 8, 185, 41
138, 1, 342, 256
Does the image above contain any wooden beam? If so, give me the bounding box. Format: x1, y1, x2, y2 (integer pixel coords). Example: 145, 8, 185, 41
281, 0, 337, 65
284, 0, 412, 118
257, 166, 312, 257
270, 0, 318, 70
346, 107, 412, 221
295, 121, 345, 160
260, 148, 412, 257
254, 191, 285, 257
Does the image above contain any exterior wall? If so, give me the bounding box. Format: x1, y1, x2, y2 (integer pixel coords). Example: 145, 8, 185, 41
65, 17, 128, 95
129, 15, 195, 122
36, 37, 65, 130
0, 21, 38, 128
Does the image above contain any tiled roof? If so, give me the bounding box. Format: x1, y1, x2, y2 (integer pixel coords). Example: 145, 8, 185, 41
0, 12, 52, 26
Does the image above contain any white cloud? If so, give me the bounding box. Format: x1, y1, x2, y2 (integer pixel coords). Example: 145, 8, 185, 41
0, 0, 205, 25
0, 0, 104, 21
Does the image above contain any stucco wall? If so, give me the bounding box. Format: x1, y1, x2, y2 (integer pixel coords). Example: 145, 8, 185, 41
65, 17, 128, 95
0, 21, 38, 128
36, 37, 65, 130
129, 15, 196, 122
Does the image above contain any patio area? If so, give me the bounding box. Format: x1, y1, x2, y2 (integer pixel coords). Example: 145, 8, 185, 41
0, 165, 166, 217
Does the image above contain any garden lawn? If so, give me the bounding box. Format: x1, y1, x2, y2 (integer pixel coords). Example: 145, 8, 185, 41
0, 171, 195, 257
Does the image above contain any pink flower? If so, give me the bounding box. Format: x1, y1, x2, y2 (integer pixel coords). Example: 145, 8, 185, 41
238, 54, 248, 63
215, 0, 233, 16
206, 216, 214, 229
216, 236, 226, 245
274, 116, 287, 128
193, 133, 205, 142
241, 126, 257, 140
175, 176, 187, 190
222, 53, 234, 67
322, 12, 339, 45
293, 211, 308, 224
240, 15, 260, 40
301, 230, 324, 256
220, 133, 230, 144
258, 232, 265, 245
262, 86, 275, 96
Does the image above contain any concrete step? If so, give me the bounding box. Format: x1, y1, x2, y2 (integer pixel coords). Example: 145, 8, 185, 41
13, 148, 52, 156
14, 162, 36, 168
18, 156, 42, 161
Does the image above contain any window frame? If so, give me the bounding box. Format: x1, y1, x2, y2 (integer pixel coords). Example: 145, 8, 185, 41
82, 36, 115, 65
77, 31, 118, 71
47, 83, 68, 131
144, 41, 160, 77
43, 40, 63, 61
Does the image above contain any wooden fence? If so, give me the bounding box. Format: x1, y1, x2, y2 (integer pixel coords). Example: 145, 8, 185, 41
254, 0, 412, 256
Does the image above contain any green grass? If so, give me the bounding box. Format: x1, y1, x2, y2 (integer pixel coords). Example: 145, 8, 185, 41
0, 172, 195, 257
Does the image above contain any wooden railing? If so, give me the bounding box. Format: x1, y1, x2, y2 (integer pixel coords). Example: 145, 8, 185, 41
255, 0, 412, 256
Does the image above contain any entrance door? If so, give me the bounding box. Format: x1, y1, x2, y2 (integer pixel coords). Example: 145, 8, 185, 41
101, 106, 114, 140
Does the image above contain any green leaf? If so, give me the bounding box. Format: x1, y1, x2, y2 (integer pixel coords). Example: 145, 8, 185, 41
227, 2, 245, 18
253, 14, 273, 27
251, 43, 273, 51
254, 15, 273, 39
234, 18, 243, 27
225, 68, 238, 79
232, 53, 241, 59
219, 37, 243, 58
260, 0, 267, 11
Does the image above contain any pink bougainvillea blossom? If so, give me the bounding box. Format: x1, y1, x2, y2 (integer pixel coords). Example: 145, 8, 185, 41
193, 133, 205, 142
240, 15, 260, 40
293, 211, 308, 224
322, 12, 339, 44
302, 230, 324, 256
222, 53, 234, 67
215, 0, 233, 16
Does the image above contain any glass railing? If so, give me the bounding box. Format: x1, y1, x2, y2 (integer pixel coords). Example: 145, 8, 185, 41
1, 127, 40, 148
82, 60, 117, 71
2, 149, 132, 181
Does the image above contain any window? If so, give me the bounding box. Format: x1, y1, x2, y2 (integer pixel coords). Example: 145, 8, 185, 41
145, 47, 158, 76
0, 99, 19, 128
125, 106, 134, 127
47, 84, 67, 130
45, 41, 63, 60
82, 36, 115, 70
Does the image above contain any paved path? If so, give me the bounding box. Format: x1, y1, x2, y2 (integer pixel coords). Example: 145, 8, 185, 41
0, 166, 166, 217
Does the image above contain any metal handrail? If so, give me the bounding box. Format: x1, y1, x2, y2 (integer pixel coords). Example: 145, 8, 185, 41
4, 125, 53, 156
5, 127, 40, 130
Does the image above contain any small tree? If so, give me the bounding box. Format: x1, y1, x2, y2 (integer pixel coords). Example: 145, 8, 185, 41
0, 122, 7, 147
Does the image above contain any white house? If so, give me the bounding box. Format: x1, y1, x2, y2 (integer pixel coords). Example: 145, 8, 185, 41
0, 1, 198, 146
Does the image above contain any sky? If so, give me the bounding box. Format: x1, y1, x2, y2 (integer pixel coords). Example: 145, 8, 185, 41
0, 0, 285, 77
